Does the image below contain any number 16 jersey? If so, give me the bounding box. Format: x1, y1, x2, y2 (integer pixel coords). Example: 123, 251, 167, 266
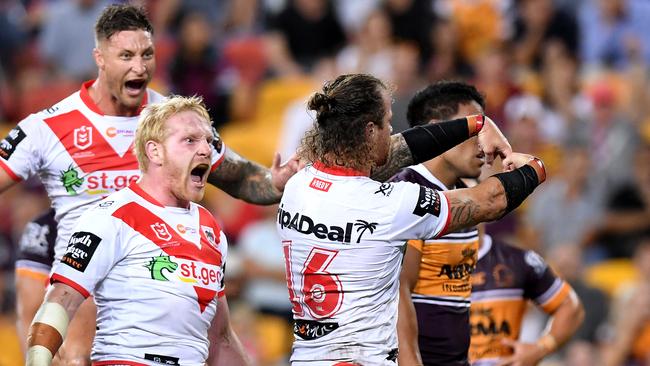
278, 162, 451, 365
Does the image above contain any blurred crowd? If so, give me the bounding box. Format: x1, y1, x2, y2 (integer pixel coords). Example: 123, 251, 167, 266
1, 0, 650, 365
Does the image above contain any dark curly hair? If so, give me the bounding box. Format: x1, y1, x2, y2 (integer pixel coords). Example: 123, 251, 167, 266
407, 81, 485, 128
300, 74, 389, 171
95, 4, 153, 42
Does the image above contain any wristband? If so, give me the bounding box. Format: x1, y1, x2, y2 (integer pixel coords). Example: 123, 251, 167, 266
492, 158, 545, 216
401, 117, 472, 164
25, 345, 53, 366
536, 334, 558, 353
467, 114, 485, 136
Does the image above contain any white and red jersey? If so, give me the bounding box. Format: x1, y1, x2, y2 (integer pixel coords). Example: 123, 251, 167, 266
278, 162, 451, 365
0, 81, 226, 267
52, 183, 228, 365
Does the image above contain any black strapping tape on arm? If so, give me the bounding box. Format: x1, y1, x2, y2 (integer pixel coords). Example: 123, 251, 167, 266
492, 164, 541, 216
401, 117, 469, 165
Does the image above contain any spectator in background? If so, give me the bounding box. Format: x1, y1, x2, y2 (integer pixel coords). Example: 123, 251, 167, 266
549, 243, 609, 344
267, 0, 346, 71
38, 0, 110, 81
383, 0, 434, 64
595, 141, 650, 258
512, 0, 578, 70
169, 11, 230, 128
336, 9, 395, 81
579, 0, 650, 69
524, 144, 605, 253
604, 239, 650, 366
239, 204, 293, 366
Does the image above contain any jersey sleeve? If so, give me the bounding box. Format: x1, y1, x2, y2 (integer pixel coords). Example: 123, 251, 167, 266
521, 249, 571, 313
209, 127, 227, 172
51, 209, 125, 298
0, 116, 45, 181
388, 182, 451, 241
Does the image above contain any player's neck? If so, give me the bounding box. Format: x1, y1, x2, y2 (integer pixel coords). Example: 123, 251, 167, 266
424, 158, 458, 189
88, 79, 140, 117
138, 175, 190, 209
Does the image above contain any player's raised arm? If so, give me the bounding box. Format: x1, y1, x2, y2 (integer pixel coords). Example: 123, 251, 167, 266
440, 153, 546, 236
208, 148, 299, 205
371, 115, 511, 182
25, 283, 85, 365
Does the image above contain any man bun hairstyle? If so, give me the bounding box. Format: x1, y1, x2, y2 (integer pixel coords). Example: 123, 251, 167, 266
301, 74, 388, 170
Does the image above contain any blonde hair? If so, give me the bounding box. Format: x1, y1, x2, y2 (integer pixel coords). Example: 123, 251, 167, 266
135, 95, 211, 172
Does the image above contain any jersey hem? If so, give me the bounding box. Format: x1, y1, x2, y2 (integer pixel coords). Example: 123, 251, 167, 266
51, 273, 91, 298
93, 360, 148, 366
0, 159, 21, 182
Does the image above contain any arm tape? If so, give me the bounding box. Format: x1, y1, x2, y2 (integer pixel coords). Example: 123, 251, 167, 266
32, 301, 69, 338
25, 345, 53, 365
492, 162, 543, 216
401, 116, 481, 165
26, 301, 70, 364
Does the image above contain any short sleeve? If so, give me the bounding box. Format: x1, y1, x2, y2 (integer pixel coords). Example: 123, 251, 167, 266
389, 182, 451, 242
407, 239, 424, 252
522, 249, 571, 313
51, 209, 124, 298
0, 117, 44, 181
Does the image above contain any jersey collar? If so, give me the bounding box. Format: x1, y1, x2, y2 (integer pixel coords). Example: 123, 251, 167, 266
312, 161, 366, 177
80, 80, 149, 116
129, 182, 164, 207
478, 234, 492, 260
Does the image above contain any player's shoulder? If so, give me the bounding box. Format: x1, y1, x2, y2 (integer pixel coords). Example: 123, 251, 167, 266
29, 90, 83, 122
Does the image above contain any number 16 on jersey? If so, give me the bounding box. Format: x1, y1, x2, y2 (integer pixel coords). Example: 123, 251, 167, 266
283, 241, 344, 319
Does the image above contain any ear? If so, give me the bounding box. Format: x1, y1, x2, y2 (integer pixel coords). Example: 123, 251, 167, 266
145, 140, 164, 167
93, 47, 104, 70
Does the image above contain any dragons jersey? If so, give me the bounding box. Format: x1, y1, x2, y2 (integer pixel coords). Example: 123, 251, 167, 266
52, 183, 228, 366
390, 164, 479, 366
278, 162, 451, 365
469, 236, 571, 366
0, 80, 226, 269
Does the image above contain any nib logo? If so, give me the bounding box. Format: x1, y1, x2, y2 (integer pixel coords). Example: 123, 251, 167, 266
73, 126, 92, 150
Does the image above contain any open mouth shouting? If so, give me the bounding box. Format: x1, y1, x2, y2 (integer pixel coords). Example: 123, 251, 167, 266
190, 164, 210, 187
124, 78, 147, 97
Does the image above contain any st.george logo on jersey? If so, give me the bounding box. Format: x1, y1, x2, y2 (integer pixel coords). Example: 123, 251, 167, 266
151, 222, 172, 241
73, 126, 92, 150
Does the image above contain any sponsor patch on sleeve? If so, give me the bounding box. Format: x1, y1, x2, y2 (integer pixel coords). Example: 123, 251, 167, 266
0, 126, 27, 160
413, 186, 441, 217
61, 231, 101, 272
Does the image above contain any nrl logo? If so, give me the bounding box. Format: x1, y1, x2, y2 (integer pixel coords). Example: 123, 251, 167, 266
151, 222, 172, 241
73, 126, 92, 150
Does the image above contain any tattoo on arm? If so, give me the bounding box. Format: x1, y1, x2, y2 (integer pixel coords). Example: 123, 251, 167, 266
370, 134, 414, 182
208, 150, 281, 205
447, 196, 482, 233
444, 180, 507, 233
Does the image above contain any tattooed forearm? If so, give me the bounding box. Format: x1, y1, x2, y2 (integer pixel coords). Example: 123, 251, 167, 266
447, 196, 481, 233
444, 179, 508, 233
208, 151, 281, 205
371, 134, 414, 182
